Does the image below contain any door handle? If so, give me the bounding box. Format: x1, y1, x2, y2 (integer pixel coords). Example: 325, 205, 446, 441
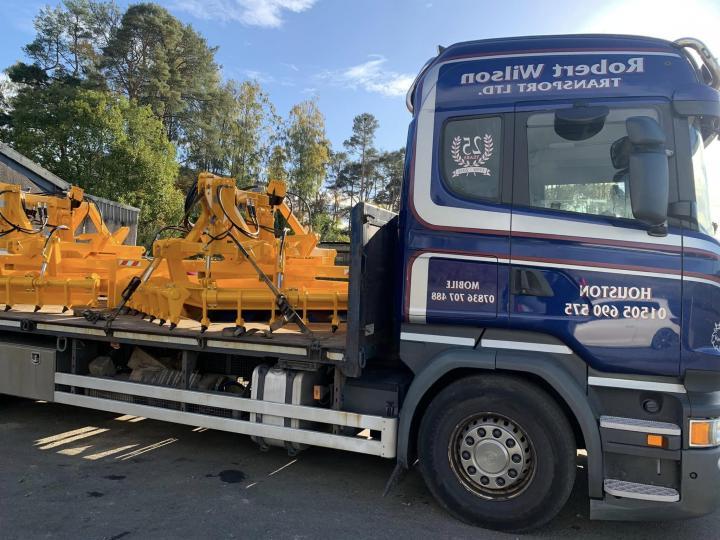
511, 268, 554, 297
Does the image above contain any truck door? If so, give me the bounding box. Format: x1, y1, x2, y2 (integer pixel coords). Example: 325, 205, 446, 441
404, 100, 514, 326
509, 101, 683, 376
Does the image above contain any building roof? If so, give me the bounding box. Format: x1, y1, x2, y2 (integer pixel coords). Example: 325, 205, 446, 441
0, 141, 70, 192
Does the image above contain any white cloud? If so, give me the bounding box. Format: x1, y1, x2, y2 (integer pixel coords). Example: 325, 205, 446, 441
172, 0, 317, 27
243, 69, 275, 83
321, 55, 414, 97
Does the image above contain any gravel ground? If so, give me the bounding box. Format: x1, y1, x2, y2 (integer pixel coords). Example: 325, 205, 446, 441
1, 397, 717, 540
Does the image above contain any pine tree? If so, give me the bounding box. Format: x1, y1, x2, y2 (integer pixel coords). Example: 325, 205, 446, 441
343, 113, 379, 203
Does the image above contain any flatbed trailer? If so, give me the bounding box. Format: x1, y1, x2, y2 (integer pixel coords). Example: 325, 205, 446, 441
0, 204, 400, 457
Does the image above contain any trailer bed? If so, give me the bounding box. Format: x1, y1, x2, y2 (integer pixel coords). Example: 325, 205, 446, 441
0, 305, 346, 363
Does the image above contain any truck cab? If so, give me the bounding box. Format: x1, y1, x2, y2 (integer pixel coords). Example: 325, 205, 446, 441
398, 34, 720, 529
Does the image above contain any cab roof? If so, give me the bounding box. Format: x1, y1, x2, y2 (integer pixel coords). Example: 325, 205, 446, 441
436, 34, 680, 63
407, 34, 700, 114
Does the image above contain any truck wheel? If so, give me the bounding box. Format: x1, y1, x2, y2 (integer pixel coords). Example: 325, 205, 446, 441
418, 374, 576, 531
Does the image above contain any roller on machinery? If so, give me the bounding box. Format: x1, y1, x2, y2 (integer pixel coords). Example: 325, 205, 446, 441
120, 173, 348, 333
0, 183, 146, 310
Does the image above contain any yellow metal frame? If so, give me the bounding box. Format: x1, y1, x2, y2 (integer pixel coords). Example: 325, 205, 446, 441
124, 173, 348, 330
0, 183, 146, 309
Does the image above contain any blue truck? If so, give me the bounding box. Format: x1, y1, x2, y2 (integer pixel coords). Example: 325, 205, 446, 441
1, 34, 719, 531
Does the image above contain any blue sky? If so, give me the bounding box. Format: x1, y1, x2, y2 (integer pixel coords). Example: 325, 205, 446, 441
2, 0, 719, 154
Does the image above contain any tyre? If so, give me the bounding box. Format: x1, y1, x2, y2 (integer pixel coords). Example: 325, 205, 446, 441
418, 374, 576, 532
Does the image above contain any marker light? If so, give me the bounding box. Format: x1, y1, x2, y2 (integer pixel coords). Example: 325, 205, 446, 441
647, 434, 665, 448
689, 419, 720, 447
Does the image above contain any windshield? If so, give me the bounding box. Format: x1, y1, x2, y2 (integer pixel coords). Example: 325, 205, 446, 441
526, 107, 660, 218
689, 118, 715, 237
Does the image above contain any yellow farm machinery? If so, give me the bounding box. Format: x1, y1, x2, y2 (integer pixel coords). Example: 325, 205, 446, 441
0, 183, 145, 310
119, 173, 348, 333
0, 174, 349, 334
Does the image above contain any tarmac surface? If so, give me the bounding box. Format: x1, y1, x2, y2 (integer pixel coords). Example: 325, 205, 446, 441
1, 396, 718, 539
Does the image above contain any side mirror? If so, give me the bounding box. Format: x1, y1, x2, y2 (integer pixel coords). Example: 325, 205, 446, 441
626, 116, 669, 235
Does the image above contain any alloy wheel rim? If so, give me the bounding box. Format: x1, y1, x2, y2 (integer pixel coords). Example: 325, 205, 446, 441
448, 413, 535, 499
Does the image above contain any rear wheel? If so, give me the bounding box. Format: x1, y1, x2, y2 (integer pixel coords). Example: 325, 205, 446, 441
418, 374, 576, 532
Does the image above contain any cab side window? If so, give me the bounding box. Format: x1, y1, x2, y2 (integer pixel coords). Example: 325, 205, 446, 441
441, 116, 502, 201
525, 107, 659, 219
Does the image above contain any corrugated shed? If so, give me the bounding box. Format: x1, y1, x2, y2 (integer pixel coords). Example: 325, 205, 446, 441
84, 194, 140, 246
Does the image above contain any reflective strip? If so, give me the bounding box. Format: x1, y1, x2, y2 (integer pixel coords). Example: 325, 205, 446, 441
113, 331, 197, 347
588, 376, 686, 394
599, 415, 681, 436
206, 339, 307, 357
400, 331, 476, 347
326, 351, 344, 361
36, 323, 106, 337
480, 338, 573, 355
0, 319, 21, 328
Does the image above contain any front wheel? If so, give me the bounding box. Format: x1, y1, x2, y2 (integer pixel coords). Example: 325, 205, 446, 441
418, 374, 576, 532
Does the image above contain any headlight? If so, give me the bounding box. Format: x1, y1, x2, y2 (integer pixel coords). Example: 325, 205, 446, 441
689, 418, 720, 447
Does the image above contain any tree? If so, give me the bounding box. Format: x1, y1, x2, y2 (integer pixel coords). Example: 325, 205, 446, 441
325, 150, 350, 223
285, 99, 330, 222
0, 76, 17, 124
20, 0, 119, 81
267, 144, 288, 182
221, 80, 279, 185
375, 149, 405, 212
99, 3, 220, 142
184, 80, 280, 186
4, 80, 182, 244
343, 112, 379, 203
182, 83, 236, 176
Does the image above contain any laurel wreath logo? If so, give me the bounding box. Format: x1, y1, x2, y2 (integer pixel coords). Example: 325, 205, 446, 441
712, 322, 720, 353
451, 134, 494, 169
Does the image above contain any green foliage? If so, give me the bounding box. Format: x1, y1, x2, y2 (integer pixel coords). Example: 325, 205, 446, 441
267, 144, 288, 182
325, 150, 350, 222
375, 149, 405, 212
285, 99, 330, 219
311, 211, 349, 242
22, 0, 120, 80
343, 112, 379, 202
184, 80, 279, 186
4, 80, 181, 244
100, 3, 219, 142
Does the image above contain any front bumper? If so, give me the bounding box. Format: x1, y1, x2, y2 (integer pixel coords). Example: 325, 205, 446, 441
592, 439, 720, 520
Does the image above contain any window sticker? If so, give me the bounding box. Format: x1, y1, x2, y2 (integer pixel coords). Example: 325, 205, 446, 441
442, 117, 501, 201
